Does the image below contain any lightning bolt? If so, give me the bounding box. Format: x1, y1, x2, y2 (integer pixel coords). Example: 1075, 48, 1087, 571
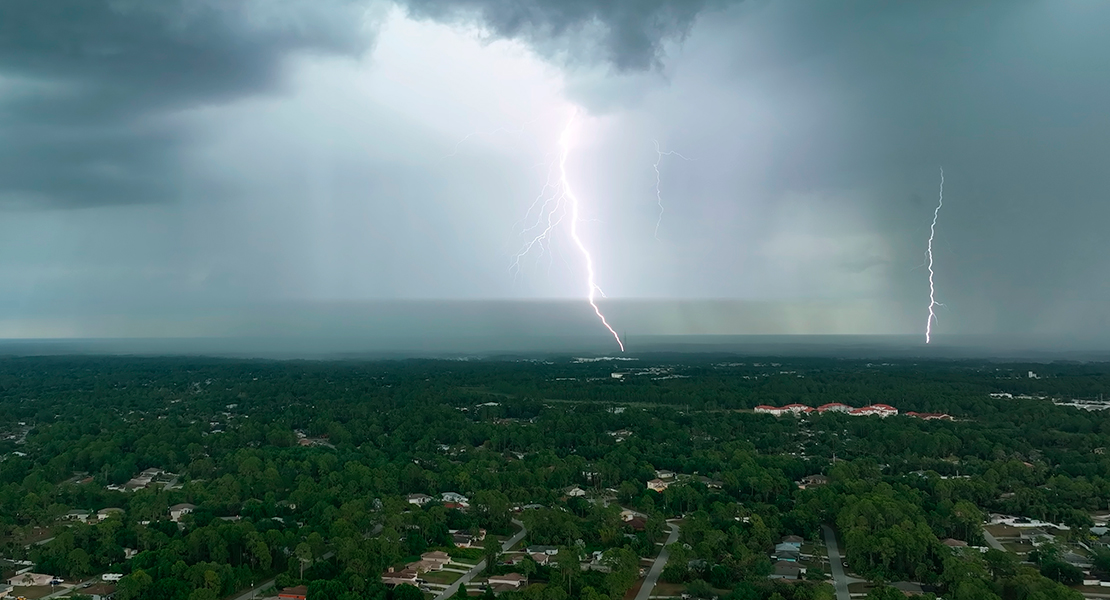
925, 167, 944, 344
652, 140, 691, 239
511, 109, 625, 352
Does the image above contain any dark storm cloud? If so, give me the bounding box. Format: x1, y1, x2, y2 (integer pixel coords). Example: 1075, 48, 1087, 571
0, 0, 369, 208
401, 0, 736, 70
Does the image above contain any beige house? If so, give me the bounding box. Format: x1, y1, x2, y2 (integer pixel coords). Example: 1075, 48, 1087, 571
8, 573, 57, 587
382, 567, 418, 587
647, 478, 670, 492
488, 573, 527, 589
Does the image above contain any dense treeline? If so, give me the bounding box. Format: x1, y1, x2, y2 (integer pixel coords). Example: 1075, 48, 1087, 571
0, 356, 1105, 600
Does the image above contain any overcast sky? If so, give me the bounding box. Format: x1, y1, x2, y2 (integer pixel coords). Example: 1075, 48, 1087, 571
1, 0, 1109, 346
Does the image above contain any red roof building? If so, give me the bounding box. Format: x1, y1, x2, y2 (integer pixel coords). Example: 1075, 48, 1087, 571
279, 586, 308, 600
817, 403, 852, 413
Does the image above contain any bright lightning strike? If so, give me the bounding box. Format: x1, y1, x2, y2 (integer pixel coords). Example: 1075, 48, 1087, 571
511, 109, 625, 352
925, 167, 944, 344
652, 140, 691, 239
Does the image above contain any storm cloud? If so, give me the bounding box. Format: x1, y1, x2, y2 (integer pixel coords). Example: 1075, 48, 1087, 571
0, 0, 372, 208
400, 0, 734, 70
1, 0, 1110, 345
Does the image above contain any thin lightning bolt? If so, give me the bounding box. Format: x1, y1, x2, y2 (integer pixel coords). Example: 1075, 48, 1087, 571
512, 109, 625, 352
925, 167, 944, 344
652, 140, 691, 239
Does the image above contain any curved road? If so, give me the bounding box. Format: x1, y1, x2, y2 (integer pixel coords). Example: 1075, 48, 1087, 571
634, 522, 681, 600
434, 519, 528, 600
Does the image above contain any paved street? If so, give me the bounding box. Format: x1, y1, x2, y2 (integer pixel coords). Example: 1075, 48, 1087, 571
822, 525, 850, 600
634, 521, 681, 600
434, 519, 528, 600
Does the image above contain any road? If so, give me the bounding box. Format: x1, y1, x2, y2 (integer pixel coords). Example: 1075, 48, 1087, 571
822, 525, 850, 600
228, 576, 278, 600
634, 521, 680, 600
434, 519, 528, 600
42, 579, 94, 599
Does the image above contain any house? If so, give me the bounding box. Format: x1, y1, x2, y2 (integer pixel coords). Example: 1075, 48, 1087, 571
942, 538, 968, 548
8, 573, 57, 587
421, 551, 451, 569
773, 543, 801, 562
407, 493, 433, 506
527, 545, 559, 555
453, 530, 486, 548
647, 478, 670, 492
565, 486, 587, 498
64, 510, 91, 522
620, 509, 639, 522
381, 567, 419, 587
626, 517, 647, 532
279, 585, 309, 599
169, 503, 196, 522
770, 561, 805, 580
781, 535, 804, 545
101, 573, 124, 582
441, 492, 470, 508
97, 507, 125, 520
798, 474, 828, 489
817, 403, 852, 414
408, 559, 441, 573
655, 470, 676, 480
487, 573, 528, 589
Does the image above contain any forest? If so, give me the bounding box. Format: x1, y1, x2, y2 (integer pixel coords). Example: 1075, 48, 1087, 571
0, 355, 1108, 600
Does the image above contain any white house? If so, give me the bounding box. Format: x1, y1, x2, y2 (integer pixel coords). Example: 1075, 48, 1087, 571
407, 494, 433, 506
441, 492, 470, 507
647, 479, 670, 492
565, 486, 587, 498
168, 503, 196, 522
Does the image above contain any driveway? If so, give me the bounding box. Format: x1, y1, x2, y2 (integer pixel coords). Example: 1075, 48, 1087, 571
634, 521, 681, 600
434, 519, 528, 600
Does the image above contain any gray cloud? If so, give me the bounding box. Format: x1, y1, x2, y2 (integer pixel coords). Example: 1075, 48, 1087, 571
400, 0, 733, 70
0, 0, 371, 208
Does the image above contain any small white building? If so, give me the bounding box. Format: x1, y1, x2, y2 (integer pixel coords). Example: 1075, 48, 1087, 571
565, 486, 587, 498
